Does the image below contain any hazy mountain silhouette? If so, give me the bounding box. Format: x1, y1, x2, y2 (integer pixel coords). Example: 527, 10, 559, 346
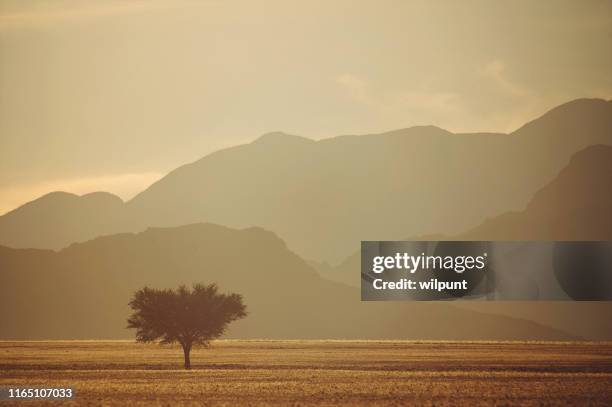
128, 99, 611, 262
0, 223, 576, 340
460, 144, 612, 240
0, 191, 129, 249
454, 144, 612, 340
0, 99, 610, 263
320, 145, 612, 339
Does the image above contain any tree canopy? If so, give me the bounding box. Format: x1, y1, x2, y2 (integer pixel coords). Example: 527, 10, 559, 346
127, 283, 247, 368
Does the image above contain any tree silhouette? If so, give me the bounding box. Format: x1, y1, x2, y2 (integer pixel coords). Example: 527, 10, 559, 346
127, 283, 247, 369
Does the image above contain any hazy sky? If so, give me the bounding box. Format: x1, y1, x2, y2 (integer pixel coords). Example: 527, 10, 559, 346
1, 0, 610, 214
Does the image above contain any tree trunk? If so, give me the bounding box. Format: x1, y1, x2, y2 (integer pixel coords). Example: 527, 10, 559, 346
183, 344, 191, 369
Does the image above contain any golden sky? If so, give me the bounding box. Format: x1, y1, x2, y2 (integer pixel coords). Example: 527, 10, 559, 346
0, 0, 611, 214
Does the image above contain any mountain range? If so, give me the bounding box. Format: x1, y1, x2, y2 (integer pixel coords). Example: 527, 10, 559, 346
0, 223, 576, 340
0, 98, 610, 263
461, 144, 612, 240
318, 144, 612, 340
0, 98, 610, 341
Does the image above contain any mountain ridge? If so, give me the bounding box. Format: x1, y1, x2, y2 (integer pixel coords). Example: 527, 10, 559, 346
317, 144, 612, 340
0, 98, 610, 262
461, 144, 612, 240
0, 222, 578, 341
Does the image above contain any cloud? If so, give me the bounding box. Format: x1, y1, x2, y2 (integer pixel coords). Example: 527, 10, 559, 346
0, 171, 162, 215
481, 59, 530, 98
335, 73, 465, 129
336, 73, 462, 113
476, 59, 550, 132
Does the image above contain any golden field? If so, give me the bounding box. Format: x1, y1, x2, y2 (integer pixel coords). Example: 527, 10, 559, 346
1, 340, 611, 406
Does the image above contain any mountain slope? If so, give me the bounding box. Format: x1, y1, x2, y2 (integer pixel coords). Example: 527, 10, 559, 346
0, 192, 128, 250
321, 145, 612, 339
0, 99, 610, 261
0, 223, 575, 340
309, 143, 612, 284
461, 144, 612, 240
453, 144, 612, 340
126, 98, 612, 262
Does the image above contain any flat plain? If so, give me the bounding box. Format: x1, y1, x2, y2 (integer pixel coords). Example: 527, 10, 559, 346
1, 340, 611, 406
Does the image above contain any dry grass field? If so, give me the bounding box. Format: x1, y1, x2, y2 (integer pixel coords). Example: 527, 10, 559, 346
1, 340, 611, 406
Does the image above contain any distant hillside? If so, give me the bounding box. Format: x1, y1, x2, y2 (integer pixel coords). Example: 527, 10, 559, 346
320, 145, 612, 340
0, 99, 610, 262
0, 223, 575, 340
453, 144, 612, 340
460, 144, 612, 240
0, 192, 129, 250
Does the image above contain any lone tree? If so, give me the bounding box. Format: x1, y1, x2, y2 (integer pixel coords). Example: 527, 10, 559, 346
127, 283, 247, 369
